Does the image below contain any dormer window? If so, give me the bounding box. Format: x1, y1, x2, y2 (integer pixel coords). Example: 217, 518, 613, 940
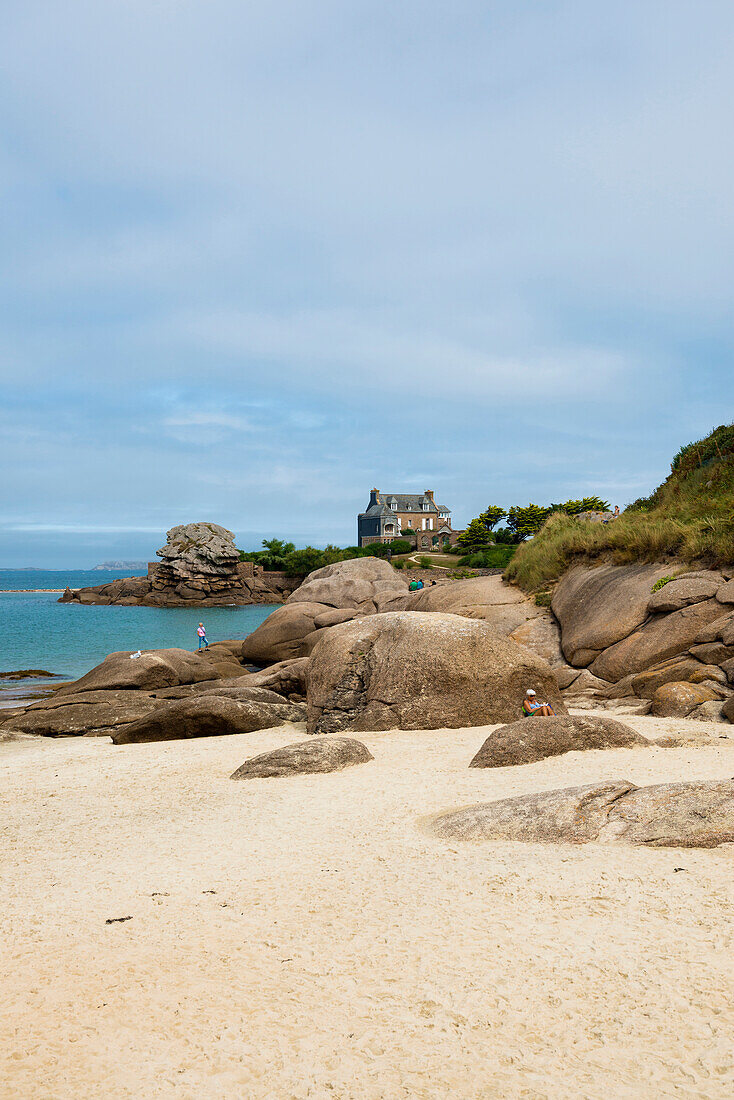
422, 501, 429, 511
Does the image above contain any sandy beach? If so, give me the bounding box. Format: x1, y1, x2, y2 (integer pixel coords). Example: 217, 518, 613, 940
3, 713, 734, 1099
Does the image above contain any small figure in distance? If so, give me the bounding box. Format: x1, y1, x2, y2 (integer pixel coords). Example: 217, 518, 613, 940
197, 622, 209, 650
522, 688, 555, 718
613, 505, 620, 518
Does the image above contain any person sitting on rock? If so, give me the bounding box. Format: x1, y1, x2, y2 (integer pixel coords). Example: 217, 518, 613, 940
522, 689, 555, 717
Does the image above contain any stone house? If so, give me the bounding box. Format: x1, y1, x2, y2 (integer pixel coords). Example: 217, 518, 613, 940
357, 488, 458, 549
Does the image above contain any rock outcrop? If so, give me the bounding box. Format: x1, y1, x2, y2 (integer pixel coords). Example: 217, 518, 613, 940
469, 714, 646, 768
4, 690, 163, 737
241, 558, 409, 664
58, 522, 300, 607
111, 693, 305, 744
230, 736, 373, 779
551, 564, 673, 666
426, 779, 734, 847
539, 563, 734, 718
590, 599, 726, 682
407, 575, 540, 635
307, 611, 564, 735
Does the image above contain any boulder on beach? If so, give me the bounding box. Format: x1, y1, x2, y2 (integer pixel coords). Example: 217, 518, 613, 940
426, 779, 734, 848
112, 694, 305, 744
651, 681, 725, 718
240, 602, 335, 664
54, 647, 231, 696
469, 714, 646, 769
230, 736, 373, 779
307, 610, 564, 735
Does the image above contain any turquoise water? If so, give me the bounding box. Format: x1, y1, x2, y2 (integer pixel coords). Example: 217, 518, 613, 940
0, 568, 148, 591
0, 590, 277, 707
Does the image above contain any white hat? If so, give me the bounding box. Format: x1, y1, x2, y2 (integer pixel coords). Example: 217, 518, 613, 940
526, 689, 536, 696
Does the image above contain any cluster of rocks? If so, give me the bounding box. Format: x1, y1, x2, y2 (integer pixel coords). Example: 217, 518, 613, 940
549, 564, 734, 720
59, 523, 300, 607
3, 557, 565, 743
9, 552, 734, 846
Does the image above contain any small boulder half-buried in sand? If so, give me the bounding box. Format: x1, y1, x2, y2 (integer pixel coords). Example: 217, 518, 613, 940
230, 736, 373, 779
426, 779, 734, 848
469, 714, 646, 768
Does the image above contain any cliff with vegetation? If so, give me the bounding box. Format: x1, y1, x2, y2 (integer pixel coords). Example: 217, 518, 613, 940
506, 424, 734, 594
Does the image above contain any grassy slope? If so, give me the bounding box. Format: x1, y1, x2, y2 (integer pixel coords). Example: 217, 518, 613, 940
505, 424, 734, 592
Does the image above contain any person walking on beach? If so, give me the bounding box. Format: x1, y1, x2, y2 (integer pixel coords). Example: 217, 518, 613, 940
197, 622, 209, 649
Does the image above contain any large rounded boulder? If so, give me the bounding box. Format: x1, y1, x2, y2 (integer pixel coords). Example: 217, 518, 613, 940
241, 558, 409, 665
288, 556, 409, 613
469, 714, 646, 768
230, 736, 373, 779
307, 611, 564, 735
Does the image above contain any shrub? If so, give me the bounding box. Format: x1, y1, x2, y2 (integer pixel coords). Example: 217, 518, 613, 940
458, 546, 516, 569
534, 591, 552, 607
418, 556, 432, 570
651, 575, 676, 592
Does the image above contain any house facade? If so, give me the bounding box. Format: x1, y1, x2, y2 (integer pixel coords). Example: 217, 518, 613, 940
357, 488, 458, 549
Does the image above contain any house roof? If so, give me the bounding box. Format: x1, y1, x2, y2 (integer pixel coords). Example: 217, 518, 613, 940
376, 493, 450, 512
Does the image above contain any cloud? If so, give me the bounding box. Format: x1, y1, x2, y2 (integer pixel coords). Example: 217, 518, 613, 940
1, 1, 733, 564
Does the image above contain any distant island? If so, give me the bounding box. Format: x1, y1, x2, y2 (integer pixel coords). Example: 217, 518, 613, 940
92, 560, 148, 571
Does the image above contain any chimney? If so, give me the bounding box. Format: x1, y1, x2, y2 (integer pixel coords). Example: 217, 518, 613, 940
369, 488, 380, 507
424, 490, 434, 503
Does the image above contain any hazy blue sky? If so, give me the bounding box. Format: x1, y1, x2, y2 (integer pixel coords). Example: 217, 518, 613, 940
2, 1, 733, 565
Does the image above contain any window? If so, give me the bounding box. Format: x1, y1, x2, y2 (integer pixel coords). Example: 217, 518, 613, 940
422, 501, 429, 511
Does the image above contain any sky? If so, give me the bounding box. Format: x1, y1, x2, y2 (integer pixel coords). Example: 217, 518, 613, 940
1, 1, 733, 566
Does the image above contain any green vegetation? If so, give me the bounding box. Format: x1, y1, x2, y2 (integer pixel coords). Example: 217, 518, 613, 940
651, 575, 677, 592
458, 546, 516, 569
459, 496, 609, 551
418, 556, 432, 570
238, 537, 413, 575
505, 424, 734, 592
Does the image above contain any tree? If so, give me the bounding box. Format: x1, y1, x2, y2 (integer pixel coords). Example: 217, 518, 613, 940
456, 517, 492, 552
479, 505, 507, 531
262, 538, 296, 557
283, 547, 326, 575
506, 504, 551, 541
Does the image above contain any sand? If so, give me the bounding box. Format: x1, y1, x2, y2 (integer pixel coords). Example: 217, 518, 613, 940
2, 713, 734, 1099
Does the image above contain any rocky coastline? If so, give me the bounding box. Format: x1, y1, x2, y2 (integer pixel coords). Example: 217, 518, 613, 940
7, 553, 734, 745
58, 521, 301, 607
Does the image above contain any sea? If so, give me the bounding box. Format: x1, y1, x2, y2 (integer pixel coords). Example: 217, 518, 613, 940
0, 569, 277, 708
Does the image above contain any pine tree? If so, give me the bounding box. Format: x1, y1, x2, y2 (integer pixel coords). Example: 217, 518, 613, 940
457, 517, 491, 551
